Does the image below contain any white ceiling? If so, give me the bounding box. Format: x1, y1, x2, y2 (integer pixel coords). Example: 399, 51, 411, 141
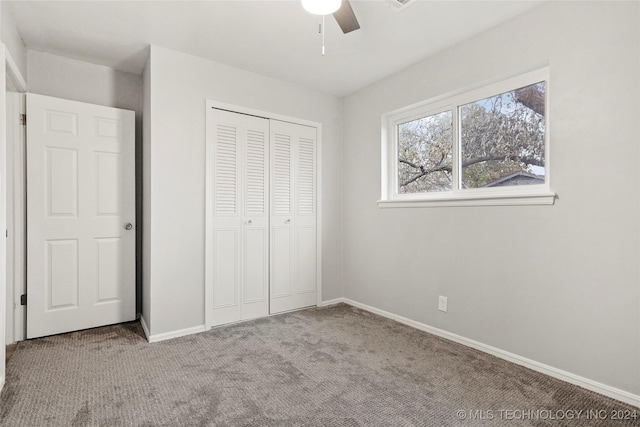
6, 0, 545, 96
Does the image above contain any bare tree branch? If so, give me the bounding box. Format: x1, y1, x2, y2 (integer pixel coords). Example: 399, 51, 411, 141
400, 154, 544, 188
399, 158, 423, 171
401, 164, 451, 187
462, 155, 545, 168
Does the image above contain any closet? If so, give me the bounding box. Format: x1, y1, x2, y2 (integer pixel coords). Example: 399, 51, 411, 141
206, 106, 318, 328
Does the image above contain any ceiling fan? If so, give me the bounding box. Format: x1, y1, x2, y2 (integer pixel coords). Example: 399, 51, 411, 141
302, 0, 360, 34
332, 0, 360, 34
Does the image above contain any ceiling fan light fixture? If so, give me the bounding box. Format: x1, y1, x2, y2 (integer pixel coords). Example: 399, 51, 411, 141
302, 0, 342, 16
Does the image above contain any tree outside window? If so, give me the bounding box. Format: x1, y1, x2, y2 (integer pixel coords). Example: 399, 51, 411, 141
397, 81, 546, 194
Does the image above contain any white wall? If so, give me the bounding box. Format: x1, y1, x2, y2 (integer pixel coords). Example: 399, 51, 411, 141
143, 45, 343, 336
342, 0, 639, 398
1, 3, 26, 80
27, 50, 141, 114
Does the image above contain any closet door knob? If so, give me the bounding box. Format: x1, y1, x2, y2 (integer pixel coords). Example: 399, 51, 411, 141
285, 219, 291, 224
124, 223, 133, 230
246, 220, 252, 225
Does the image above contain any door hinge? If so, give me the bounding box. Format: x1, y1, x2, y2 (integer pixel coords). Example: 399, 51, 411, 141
20, 294, 27, 306
20, 114, 26, 126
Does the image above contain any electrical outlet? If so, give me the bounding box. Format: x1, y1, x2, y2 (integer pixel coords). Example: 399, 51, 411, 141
438, 295, 448, 312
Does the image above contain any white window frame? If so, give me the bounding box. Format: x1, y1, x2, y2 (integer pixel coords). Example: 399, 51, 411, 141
379, 68, 556, 208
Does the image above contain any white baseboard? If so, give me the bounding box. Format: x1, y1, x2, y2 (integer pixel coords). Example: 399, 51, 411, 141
342, 298, 640, 408
0, 375, 5, 393
140, 318, 206, 344
318, 298, 346, 307
138, 298, 336, 342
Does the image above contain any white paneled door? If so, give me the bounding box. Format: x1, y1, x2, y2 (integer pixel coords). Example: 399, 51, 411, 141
206, 107, 318, 328
208, 108, 270, 327
26, 94, 135, 339
270, 120, 317, 314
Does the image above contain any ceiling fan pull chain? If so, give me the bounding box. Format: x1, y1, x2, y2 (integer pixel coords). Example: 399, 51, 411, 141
322, 14, 326, 56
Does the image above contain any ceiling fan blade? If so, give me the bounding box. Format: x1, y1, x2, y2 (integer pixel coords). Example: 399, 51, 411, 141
333, 0, 360, 34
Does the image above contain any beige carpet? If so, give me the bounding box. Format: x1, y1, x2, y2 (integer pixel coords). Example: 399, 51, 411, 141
0, 304, 637, 426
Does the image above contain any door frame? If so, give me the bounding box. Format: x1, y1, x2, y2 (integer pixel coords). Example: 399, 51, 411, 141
4, 47, 27, 345
2, 44, 28, 391
204, 100, 323, 330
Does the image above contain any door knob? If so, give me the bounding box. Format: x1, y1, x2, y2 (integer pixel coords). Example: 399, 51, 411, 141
124, 223, 133, 230
246, 220, 253, 225
285, 219, 291, 224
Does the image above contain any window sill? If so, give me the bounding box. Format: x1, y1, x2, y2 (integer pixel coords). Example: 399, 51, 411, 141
377, 191, 557, 208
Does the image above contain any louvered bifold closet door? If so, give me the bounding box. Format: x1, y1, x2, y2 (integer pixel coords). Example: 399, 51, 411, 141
270, 120, 317, 314
209, 109, 269, 327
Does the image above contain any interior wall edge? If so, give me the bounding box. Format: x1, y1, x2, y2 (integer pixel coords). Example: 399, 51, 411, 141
141, 48, 152, 335
5, 47, 26, 92
0, 42, 7, 392
139, 315, 150, 343
0, 4, 27, 80
341, 298, 640, 409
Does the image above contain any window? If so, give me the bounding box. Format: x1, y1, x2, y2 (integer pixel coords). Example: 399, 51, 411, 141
398, 110, 452, 193
381, 69, 555, 207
